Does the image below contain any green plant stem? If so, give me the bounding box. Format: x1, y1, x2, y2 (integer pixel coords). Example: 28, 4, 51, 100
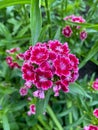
67, 101, 73, 130
45, 0, 51, 38
47, 105, 63, 130
38, 116, 50, 130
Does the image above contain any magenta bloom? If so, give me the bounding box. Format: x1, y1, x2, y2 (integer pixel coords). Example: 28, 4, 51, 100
22, 62, 35, 82
92, 78, 98, 90
62, 26, 73, 38
34, 69, 53, 90
54, 56, 71, 77
80, 31, 87, 40
27, 104, 36, 116
6, 47, 20, 54
6, 56, 13, 65
84, 125, 98, 130
48, 40, 70, 55
93, 108, 98, 118
72, 16, 85, 23
30, 46, 49, 65
55, 81, 69, 93
19, 87, 28, 96
33, 90, 45, 99
69, 54, 79, 70
24, 46, 33, 61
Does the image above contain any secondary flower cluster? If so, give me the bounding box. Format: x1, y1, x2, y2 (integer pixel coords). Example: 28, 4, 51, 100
20, 40, 79, 115
6, 48, 24, 69
92, 78, 98, 90
84, 125, 98, 130
83, 108, 98, 129
62, 15, 87, 41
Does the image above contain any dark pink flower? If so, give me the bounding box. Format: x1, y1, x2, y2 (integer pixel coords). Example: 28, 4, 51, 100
6, 47, 20, 54
92, 78, 98, 90
53, 56, 71, 77
28, 104, 36, 115
72, 16, 85, 23
80, 31, 87, 40
24, 46, 33, 60
62, 26, 73, 38
6, 56, 13, 65
16, 53, 24, 60
10, 62, 21, 69
55, 81, 69, 93
70, 71, 79, 83
34, 69, 53, 90
30, 46, 49, 65
22, 62, 35, 82
69, 54, 79, 70
84, 125, 98, 130
93, 108, 98, 118
53, 85, 61, 96
19, 87, 28, 96
25, 81, 32, 88
49, 40, 70, 56
33, 90, 45, 99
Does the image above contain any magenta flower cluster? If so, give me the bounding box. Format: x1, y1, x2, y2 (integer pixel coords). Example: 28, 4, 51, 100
84, 125, 98, 130
6, 48, 24, 69
19, 40, 79, 114
62, 15, 87, 40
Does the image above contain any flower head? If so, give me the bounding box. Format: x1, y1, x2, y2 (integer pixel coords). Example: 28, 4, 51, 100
93, 108, 98, 118
80, 31, 87, 40
92, 78, 98, 90
84, 125, 98, 130
62, 26, 73, 38
19, 87, 28, 96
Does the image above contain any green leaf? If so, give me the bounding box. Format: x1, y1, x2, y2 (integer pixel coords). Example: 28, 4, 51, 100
0, 0, 30, 9
30, 0, 42, 45
79, 41, 98, 68
69, 82, 92, 99
2, 114, 10, 130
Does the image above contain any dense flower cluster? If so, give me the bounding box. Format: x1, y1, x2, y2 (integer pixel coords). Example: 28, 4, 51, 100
19, 40, 79, 115
62, 15, 87, 40
92, 78, 98, 90
6, 48, 24, 69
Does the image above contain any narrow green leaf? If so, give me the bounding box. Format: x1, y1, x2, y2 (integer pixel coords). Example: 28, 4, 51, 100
0, 0, 30, 9
2, 114, 10, 130
79, 41, 98, 68
30, 0, 42, 45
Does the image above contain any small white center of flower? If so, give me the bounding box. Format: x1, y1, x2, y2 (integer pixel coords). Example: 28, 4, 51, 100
37, 52, 44, 58
60, 62, 66, 70
56, 46, 63, 52
27, 70, 32, 76
65, 29, 69, 34
39, 76, 47, 82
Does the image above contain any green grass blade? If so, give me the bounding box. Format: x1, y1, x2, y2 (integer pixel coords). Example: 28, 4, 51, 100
30, 0, 42, 45
0, 0, 30, 9
79, 41, 98, 68
2, 115, 10, 130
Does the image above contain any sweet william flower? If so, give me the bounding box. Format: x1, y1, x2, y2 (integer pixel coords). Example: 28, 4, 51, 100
22, 62, 35, 82
30, 46, 49, 65
48, 40, 70, 56
92, 78, 98, 90
27, 104, 36, 116
53, 56, 71, 77
80, 31, 87, 40
84, 125, 98, 130
93, 108, 98, 118
6, 47, 20, 54
62, 26, 73, 38
33, 90, 45, 99
34, 68, 53, 90
19, 87, 28, 96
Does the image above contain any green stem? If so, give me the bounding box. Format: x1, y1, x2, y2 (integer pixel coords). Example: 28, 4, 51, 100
67, 101, 73, 130
38, 116, 50, 130
45, 0, 51, 38
47, 105, 63, 130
